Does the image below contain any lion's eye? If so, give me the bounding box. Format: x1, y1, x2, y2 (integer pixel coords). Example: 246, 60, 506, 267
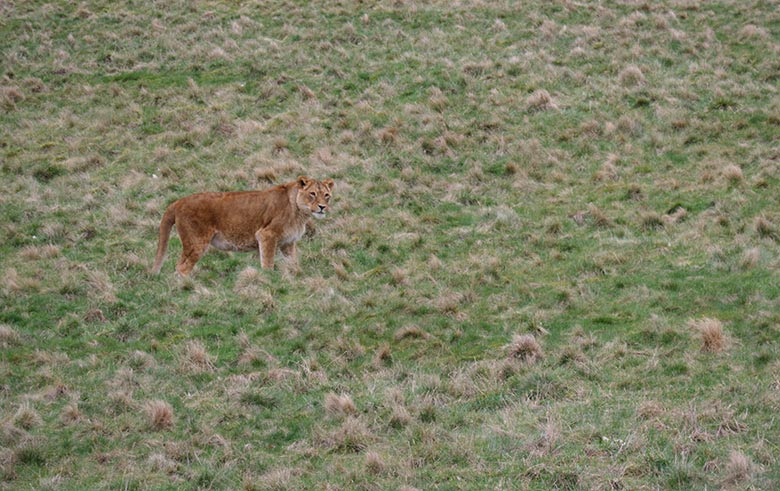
310, 192, 316, 198
324, 194, 330, 200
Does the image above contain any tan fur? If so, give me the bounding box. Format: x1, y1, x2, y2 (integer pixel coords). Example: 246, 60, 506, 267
151, 176, 334, 275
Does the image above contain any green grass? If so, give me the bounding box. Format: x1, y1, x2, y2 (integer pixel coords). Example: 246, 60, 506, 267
2, 0, 780, 489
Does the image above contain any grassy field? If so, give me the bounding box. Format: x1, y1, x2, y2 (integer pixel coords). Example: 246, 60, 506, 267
2, 0, 780, 489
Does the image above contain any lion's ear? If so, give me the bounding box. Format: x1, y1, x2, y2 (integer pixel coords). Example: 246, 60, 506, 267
322, 178, 334, 191
297, 176, 312, 188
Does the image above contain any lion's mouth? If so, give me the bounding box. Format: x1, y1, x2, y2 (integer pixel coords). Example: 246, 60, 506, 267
312, 211, 326, 219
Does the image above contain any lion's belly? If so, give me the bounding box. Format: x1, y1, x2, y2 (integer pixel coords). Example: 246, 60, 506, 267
210, 232, 256, 252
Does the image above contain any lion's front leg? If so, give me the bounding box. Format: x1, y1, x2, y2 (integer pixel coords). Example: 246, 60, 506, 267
255, 229, 278, 269
280, 241, 299, 272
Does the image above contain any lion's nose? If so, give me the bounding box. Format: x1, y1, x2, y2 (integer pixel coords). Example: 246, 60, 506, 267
318, 205, 326, 212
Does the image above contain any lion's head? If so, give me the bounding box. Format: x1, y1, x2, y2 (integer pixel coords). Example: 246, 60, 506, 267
296, 176, 334, 219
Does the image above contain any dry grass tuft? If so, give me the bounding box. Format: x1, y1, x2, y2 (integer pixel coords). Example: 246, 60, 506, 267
253, 167, 277, 184
588, 204, 613, 228
13, 402, 42, 430
19, 244, 61, 260
324, 392, 357, 418
84, 269, 117, 304
618, 65, 646, 87
394, 325, 429, 341
723, 450, 754, 485
1, 86, 24, 110
594, 154, 620, 181
389, 402, 412, 429
636, 400, 665, 420
0, 324, 20, 347
148, 452, 177, 474
754, 216, 778, 240
234, 267, 275, 307
325, 416, 373, 453
179, 340, 216, 373
688, 317, 726, 353
640, 211, 665, 230
526, 89, 558, 112
739, 24, 768, 39
254, 467, 296, 490
60, 403, 81, 425
378, 126, 399, 145
529, 419, 561, 457
143, 399, 174, 431
365, 451, 386, 475
128, 350, 156, 370
506, 334, 543, 365
2, 267, 41, 294
740, 247, 761, 269
722, 164, 744, 184
372, 343, 392, 368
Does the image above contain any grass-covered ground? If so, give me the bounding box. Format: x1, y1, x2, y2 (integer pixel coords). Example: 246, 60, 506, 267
2, 1, 780, 489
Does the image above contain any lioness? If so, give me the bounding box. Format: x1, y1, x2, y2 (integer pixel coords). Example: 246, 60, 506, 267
151, 176, 334, 275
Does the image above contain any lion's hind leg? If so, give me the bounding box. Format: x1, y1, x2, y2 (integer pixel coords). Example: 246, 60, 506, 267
175, 220, 213, 276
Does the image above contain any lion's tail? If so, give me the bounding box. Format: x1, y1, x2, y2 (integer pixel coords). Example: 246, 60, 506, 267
151, 203, 176, 274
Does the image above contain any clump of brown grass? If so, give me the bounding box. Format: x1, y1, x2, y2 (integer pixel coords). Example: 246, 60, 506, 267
324, 392, 357, 418
327, 416, 374, 452
739, 24, 768, 40
253, 167, 277, 184
394, 325, 429, 341
433, 291, 469, 316
506, 334, 543, 365
22, 77, 46, 93
722, 164, 744, 184
529, 419, 561, 456
179, 340, 216, 373
594, 154, 620, 181
740, 247, 761, 269
253, 467, 297, 490
0, 324, 20, 347
128, 350, 156, 370
664, 206, 687, 225
60, 403, 81, 425
377, 125, 400, 145
84, 268, 117, 304
108, 389, 135, 414
144, 399, 174, 431
0, 86, 24, 110
428, 86, 447, 111
389, 401, 412, 428
19, 244, 61, 260
298, 84, 316, 101
637, 400, 665, 420
234, 267, 275, 307
723, 450, 754, 485
2, 267, 41, 294
688, 317, 726, 353
13, 402, 42, 430
617, 115, 641, 136
148, 452, 177, 474
365, 451, 386, 475
640, 211, 665, 230
755, 216, 778, 240
372, 343, 392, 368
390, 267, 408, 285
525, 89, 558, 112
588, 204, 613, 228
618, 65, 646, 87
